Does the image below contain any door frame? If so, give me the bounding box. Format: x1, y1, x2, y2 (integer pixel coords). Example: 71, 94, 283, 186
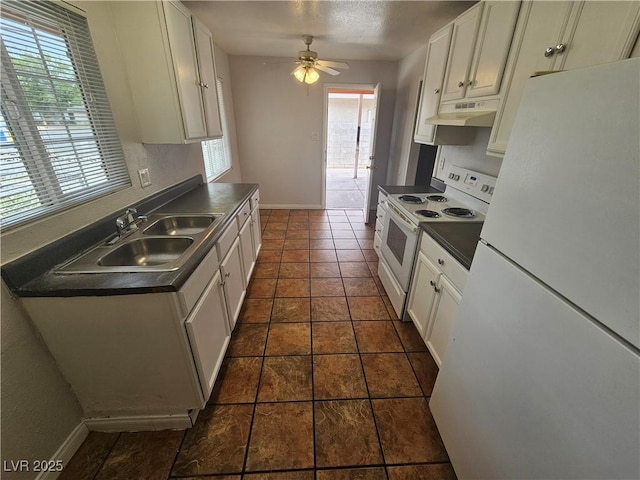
322, 83, 378, 210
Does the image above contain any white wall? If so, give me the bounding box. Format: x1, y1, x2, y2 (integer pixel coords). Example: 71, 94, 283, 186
386, 45, 427, 185
229, 55, 398, 210
435, 128, 503, 180
0, 2, 239, 475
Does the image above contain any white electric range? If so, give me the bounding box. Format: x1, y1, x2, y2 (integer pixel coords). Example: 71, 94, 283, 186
379, 166, 496, 317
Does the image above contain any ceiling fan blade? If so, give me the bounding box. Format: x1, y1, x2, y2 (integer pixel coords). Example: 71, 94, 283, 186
317, 60, 350, 70
315, 64, 340, 76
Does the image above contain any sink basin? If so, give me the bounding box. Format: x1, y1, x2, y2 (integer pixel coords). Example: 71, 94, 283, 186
143, 214, 221, 236
55, 212, 226, 274
97, 237, 194, 267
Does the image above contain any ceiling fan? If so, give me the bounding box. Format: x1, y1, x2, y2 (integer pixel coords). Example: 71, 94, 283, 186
290, 35, 350, 84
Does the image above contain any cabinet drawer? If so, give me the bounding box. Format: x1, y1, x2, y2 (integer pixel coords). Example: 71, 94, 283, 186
377, 192, 388, 210
373, 232, 382, 257
178, 244, 220, 316
250, 189, 260, 210
236, 201, 251, 229
374, 219, 384, 238
420, 231, 468, 292
216, 220, 239, 260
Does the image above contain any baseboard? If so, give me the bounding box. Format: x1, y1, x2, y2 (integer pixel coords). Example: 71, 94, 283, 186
35, 422, 88, 480
260, 204, 322, 210
84, 413, 193, 432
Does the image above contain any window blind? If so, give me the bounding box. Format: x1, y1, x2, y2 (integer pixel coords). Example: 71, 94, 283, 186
202, 78, 231, 182
0, 0, 130, 229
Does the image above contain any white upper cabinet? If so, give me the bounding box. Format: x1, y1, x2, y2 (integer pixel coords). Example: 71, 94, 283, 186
111, 1, 222, 144
192, 17, 223, 138
465, 1, 522, 98
441, 1, 521, 104
414, 24, 454, 144
441, 3, 484, 103
487, 1, 640, 156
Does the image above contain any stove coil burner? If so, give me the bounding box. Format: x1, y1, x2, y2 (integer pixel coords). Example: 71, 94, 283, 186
398, 195, 425, 204
416, 210, 440, 218
442, 207, 475, 218
426, 195, 448, 203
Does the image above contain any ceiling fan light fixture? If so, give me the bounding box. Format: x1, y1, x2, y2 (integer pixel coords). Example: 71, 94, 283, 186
293, 65, 319, 85
304, 67, 319, 84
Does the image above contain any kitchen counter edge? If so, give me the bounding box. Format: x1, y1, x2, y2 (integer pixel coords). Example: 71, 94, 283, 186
5, 181, 259, 297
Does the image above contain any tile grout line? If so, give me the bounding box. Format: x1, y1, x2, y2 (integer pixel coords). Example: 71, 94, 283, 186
89, 432, 122, 480
237, 291, 273, 475
346, 293, 390, 475
166, 426, 188, 479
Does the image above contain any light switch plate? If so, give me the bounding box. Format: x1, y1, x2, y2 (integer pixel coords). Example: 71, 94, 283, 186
138, 168, 151, 187
311, 132, 320, 141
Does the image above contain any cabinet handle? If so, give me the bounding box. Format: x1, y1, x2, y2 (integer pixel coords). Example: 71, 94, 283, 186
434, 286, 441, 293
429, 280, 436, 287
375, 229, 381, 233
438, 259, 444, 266
200, 82, 210, 88
544, 47, 555, 57
225, 272, 231, 278
554, 43, 566, 54
434, 88, 440, 94
467, 80, 473, 87
458, 81, 465, 88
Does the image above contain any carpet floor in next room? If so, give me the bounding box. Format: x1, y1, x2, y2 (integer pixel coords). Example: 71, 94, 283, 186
59, 209, 453, 480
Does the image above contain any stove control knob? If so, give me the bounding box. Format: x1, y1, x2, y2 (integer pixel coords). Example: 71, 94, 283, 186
481, 185, 489, 192
489, 187, 494, 195
453, 174, 460, 181
448, 173, 454, 179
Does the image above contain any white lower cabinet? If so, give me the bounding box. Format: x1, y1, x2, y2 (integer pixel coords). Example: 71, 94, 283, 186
425, 274, 463, 366
405, 232, 468, 367
185, 270, 230, 397
406, 252, 440, 337
220, 237, 245, 331
250, 206, 262, 258
20, 188, 261, 430
238, 215, 255, 286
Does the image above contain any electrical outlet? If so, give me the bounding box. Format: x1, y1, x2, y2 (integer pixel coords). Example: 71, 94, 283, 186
311, 132, 320, 141
138, 168, 151, 187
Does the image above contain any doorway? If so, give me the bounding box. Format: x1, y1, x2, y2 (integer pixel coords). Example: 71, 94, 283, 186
323, 85, 380, 217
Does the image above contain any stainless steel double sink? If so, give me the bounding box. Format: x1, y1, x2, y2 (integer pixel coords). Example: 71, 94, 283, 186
57, 213, 225, 274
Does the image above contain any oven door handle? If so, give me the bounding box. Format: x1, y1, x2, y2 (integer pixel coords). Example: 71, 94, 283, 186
387, 202, 419, 234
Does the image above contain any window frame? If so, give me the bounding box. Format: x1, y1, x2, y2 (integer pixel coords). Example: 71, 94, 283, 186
0, 0, 130, 230
201, 77, 232, 182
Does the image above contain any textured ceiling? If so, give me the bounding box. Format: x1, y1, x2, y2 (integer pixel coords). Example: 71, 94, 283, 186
184, 1, 476, 61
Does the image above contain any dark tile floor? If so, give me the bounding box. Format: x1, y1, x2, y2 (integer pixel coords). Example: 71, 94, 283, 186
59, 209, 452, 480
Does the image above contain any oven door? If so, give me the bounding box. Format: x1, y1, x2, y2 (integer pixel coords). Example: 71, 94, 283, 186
381, 202, 419, 291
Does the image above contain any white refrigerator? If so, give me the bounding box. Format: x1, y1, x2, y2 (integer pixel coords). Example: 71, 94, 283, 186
430, 59, 640, 479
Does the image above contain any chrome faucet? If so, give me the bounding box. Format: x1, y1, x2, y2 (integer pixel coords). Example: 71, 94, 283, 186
115, 208, 147, 236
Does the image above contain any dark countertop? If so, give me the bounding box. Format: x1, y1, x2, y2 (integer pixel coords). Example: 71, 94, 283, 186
378, 185, 443, 195
420, 222, 483, 270
4, 181, 258, 297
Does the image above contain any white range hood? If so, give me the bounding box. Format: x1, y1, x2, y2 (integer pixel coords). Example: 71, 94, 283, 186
427, 110, 496, 127
428, 98, 499, 127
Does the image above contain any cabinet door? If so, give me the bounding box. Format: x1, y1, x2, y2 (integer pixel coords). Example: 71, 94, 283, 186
553, 1, 640, 71
238, 218, 254, 286
406, 252, 441, 337
466, 1, 521, 98
414, 24, 454, 144
164, 1, 207, 140
184, 270, 230, 402
250, 207, 262, 259
441, 3, 483, 102
220, 237, 245, 331
425, 275, 462, 367
192, 17, 223, 138
487, 1, 573, 156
